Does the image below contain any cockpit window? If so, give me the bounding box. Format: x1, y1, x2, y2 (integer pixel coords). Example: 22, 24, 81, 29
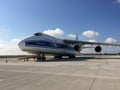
34, 33, 42, 36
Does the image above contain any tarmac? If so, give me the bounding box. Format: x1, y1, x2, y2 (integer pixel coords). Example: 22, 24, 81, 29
0, 55, 120, 90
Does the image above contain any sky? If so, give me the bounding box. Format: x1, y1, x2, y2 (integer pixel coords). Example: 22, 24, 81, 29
0, 0, 120, 55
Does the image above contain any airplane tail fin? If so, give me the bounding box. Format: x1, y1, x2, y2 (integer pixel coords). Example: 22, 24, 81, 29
76, 34, 79, 41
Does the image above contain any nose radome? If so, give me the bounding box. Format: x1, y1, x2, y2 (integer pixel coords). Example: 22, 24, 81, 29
18, 40, 25, 51
18, 35, 41, 52
18, 36, 35, 51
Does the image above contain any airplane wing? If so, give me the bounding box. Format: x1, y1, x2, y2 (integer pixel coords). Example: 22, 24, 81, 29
63, 39, 120, 47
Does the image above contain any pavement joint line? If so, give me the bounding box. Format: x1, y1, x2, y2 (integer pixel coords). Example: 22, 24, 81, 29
89, 64, 101, 90
0, 69, 120, 80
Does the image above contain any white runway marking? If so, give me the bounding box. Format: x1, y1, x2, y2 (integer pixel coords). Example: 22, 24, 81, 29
0, 69, 120, 80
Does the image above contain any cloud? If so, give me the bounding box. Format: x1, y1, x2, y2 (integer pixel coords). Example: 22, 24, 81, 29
0, 39, 28, 55
43, 28, 64, 36
11, 39, 21, 43
0, 40, 5, 44
67, 34, 77, 39
82, 30, 99, 38
105, 37, 117, 43
115, 0, 120, 4
88, 40, 96, 42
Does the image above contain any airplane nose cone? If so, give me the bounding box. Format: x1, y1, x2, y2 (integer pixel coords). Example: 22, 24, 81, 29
18, 40, 25, 51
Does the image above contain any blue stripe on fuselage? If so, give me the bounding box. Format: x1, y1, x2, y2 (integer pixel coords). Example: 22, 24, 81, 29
25, 40, 55, 48
25, 40, 73, 49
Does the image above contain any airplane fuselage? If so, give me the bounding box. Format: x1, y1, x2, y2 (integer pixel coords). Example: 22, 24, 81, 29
18, 33, 80, 56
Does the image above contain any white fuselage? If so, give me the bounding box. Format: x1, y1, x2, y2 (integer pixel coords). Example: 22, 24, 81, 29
18, 33, 80, 56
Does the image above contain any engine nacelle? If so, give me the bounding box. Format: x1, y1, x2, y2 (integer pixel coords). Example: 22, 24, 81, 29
95, 46, 102, 52
74, 44, 80, 51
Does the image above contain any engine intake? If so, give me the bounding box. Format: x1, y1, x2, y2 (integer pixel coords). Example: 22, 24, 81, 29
74, 45, 80, 51
95, 46, 102, 52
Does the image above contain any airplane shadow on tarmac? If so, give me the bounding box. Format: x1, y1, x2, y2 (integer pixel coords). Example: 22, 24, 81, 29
36, 55, 120, 62
36, 56, 96, 62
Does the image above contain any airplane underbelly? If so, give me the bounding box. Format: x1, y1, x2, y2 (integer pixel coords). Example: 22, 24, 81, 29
23, 46, 78, 55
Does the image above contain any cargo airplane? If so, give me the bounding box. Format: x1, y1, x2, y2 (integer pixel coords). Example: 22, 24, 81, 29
18, 32, 120, 60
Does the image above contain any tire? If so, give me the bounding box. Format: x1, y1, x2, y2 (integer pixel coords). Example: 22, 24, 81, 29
54, 55, 62, 59
69, 55, 75, 58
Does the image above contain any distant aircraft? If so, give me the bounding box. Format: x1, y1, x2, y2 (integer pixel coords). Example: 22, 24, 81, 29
18, 32, 120, 60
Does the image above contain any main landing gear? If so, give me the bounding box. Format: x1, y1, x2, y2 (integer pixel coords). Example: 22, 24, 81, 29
37, 54, 46, 61
54, 55, 62, 59
54, 55, 76, 59
68, 55, 76, 58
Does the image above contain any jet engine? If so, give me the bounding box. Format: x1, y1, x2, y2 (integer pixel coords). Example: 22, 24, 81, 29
95, 46, 102, 52
74, 44, 80, 51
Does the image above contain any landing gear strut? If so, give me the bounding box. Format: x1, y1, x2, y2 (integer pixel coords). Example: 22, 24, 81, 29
37, 54, 46, 61
41, 54, 46, 60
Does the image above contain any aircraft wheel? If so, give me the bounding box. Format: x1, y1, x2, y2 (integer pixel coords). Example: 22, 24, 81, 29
42, 57, 46, 60
54, 55, 62, 59
37, 57, 41, 61
69, 55, 75, 58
